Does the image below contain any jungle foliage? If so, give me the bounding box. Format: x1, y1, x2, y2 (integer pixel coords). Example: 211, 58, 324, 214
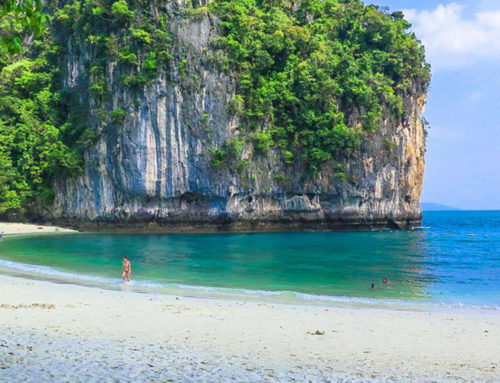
0, 0, 48, 53
0, 0, 430, 213
0, 37, 78, 212
211, 0, 430, 172
0, 0, 173, 212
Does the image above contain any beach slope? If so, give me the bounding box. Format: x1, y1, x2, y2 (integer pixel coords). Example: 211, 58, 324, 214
0, 274, 498, 382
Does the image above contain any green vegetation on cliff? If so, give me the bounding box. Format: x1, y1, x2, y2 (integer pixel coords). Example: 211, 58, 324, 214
0, 0, 173, 212
0, 33, 80, 212
0, 0, 430, 213
211, 0, 429, 171
0, 0, 48, 53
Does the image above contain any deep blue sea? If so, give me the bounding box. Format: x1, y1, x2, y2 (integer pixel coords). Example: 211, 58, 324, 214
0, 211, 499, 308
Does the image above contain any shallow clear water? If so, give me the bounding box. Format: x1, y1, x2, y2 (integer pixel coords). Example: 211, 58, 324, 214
0, 211, 499, 306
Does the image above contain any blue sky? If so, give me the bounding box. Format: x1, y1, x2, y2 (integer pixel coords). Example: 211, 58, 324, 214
375, 1, 500, 210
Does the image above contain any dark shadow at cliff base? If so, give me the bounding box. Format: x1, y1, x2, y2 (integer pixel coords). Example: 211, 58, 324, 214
1, 216, 420, 234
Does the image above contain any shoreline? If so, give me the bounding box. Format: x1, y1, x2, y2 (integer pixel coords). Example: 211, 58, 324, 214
0, 260, 498, 313
0, 273, 498, 382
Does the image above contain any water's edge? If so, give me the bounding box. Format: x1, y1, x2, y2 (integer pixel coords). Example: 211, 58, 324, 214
0, 259, 497, 314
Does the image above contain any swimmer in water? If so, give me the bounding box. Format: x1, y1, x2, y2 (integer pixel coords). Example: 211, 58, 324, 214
383, 277, 393, 288
122, 256, 131, 282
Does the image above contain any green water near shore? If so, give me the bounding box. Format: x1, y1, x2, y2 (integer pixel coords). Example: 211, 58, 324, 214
0, 230, 429, 302
0, 211, 499, 306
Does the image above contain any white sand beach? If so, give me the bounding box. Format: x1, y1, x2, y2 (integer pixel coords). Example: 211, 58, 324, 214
0, 273, 498, 382
0, 222, 76, 236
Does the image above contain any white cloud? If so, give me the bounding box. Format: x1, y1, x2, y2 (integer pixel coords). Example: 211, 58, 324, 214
404, 3, 500, 69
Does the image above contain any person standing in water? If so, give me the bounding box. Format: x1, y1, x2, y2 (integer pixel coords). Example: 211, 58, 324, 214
122, 256, 131, 282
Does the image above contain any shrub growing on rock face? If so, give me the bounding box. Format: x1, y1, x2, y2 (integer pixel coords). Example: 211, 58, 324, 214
209, 137, 246, 168
250, 132, 273, 155
110, 0, 134, 22
110, 108, 126, 125
130, 28, 151, 44
225, 138, 245, 158
209, 148, 228, 167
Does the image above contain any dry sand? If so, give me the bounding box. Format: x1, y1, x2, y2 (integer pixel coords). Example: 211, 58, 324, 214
0, 222, 76, 236
0, 274, 498, 382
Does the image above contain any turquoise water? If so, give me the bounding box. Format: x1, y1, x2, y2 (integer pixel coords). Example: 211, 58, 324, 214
0, 211, 499, 307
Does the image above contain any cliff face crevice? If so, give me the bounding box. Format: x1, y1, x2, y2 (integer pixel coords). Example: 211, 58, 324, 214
51, 1, 427, 231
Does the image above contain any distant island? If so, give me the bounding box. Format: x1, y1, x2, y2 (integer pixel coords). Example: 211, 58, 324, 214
421, 203, 460, 211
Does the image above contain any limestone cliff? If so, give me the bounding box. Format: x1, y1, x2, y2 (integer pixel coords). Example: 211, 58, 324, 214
50, 1, 427, 231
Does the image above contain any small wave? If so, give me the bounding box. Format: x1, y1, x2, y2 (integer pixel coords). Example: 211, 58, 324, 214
173, 282, 284, 296
0, 259, 118, 283
0, 259, 163, 288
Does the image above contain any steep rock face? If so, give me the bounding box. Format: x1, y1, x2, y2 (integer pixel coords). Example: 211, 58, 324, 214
52, 2, 426, 231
